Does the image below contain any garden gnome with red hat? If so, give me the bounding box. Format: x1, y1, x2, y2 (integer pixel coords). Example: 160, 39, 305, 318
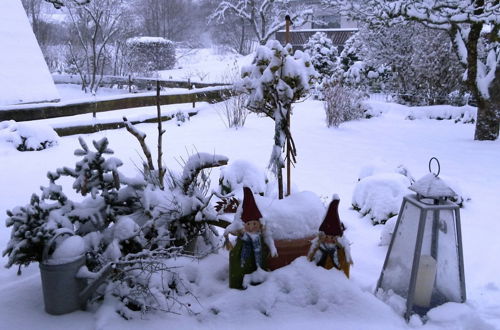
308, 194, 353, 277
225, 187, 276, 289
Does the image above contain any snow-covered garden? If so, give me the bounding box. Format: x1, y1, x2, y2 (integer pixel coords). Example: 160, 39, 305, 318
1, 0, 500, 329
1, 78, 500, 329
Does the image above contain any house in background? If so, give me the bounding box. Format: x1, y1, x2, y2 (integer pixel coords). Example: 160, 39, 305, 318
275, 0, 357, 51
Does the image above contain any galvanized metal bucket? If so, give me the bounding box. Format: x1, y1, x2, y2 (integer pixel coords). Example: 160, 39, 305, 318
39, 230, 86, 315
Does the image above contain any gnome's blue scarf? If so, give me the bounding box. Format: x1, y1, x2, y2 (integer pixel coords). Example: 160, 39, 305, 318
318, 243, 340, 269
241, 232, 263, 268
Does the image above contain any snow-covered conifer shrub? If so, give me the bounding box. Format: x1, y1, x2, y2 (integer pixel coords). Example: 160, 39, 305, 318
323, 84, 366, 127
3, 189, 71, 270
303, 32, 338, 98
0, 120, 59, 151
336, 23, 464, 105
3, 133, 231, 317
125, 37, 176, 76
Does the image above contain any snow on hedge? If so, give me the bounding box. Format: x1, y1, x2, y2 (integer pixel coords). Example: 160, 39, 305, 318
0, 120, 59, 151
352, 172, 412, 225
406, 105, 476, 123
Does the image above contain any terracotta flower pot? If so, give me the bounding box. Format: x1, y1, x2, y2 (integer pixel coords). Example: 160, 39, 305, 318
267, 235, 315, 270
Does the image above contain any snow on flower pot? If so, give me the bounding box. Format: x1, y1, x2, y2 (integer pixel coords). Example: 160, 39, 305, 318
225, 189, 326, 281
39, 229, 87, 315
39, 230, 116, 315
261, 191, 327, 270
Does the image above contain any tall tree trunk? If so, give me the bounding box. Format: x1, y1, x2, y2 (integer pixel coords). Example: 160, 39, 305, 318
475, 99, 499, 140
475, 65, 500, 140
465, 22, 498, 140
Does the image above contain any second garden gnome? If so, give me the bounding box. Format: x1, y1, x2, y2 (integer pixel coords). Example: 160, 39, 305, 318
308, 194, 353, 277
225, 187, 277, 289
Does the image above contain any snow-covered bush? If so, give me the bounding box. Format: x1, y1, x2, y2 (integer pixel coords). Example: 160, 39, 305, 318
304, 32, 338, 79
303, 32, 338, 98
323, 85, 367, 127
215, 96, 248, 129
3, 133, 231, 317
125, 37, 176, 76
216, 60, 249, 129
238, 40, 316, 188
215, 160, 270, 213
219, 160, 269, 196
0, 120, 59, 151
406, 105, 476, 124
352, 173, 412, 225
332, 23, 465, 106
331, 32, 390, 92
447, 90, 472, 107
175, 110, 190, 126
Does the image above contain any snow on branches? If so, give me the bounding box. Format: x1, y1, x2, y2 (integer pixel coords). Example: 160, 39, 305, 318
210, 0, 313, 45
238, 40, 316, 177
326, 0, 500, 140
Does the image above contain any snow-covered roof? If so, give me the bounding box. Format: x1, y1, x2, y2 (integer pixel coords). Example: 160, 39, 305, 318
0, 0, 59, 106
409, 173, 456, 199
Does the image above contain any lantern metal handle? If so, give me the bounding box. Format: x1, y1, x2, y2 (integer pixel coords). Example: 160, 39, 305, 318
428, 157, 440, 177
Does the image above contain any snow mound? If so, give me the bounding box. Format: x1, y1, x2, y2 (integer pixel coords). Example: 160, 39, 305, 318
48, 235, 85, 265
0, 120, 59, 151
406, 105, 476, 124
193, 256, 406, 328
224, 191, 325, 240
379, 215, 397, 246
352, 173, 412, 225
256, 192, 325, 240
219, 160, 269, 196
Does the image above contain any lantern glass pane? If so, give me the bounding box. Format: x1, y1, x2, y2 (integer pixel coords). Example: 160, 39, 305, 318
435, 209, 461, 302
380, 202, 421, 297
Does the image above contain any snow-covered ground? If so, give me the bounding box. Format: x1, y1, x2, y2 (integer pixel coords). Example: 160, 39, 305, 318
159, 48, 253, 84
1, 94, 499, 329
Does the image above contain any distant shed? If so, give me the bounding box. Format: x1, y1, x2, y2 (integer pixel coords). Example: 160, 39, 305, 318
275, 28, 358, 51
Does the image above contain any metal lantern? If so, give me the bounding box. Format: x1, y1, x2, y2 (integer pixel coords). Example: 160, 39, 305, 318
376, 158, 466, 320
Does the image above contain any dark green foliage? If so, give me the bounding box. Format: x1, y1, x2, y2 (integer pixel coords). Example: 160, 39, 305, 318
125, 37, 176, 76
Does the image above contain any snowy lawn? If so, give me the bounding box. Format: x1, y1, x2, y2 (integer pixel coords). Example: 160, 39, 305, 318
0, 99, 499, 329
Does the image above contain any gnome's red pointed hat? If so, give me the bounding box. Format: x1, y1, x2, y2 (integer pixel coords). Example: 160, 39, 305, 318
319, 194, 343, 236
241, 186, 263, 223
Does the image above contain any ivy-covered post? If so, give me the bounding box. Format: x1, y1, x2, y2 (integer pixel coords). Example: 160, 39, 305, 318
238, 40, 317, 199
285, 14, 293, 196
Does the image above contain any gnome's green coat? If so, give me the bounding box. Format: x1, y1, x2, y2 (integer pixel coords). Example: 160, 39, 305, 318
229, 235, 270, 289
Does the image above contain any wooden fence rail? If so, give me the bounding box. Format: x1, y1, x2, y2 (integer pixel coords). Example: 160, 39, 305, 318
52, 74, 226, 90
0, 86, 232, 122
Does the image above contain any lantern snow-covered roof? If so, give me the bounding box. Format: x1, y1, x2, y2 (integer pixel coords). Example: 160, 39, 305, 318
409, 173, 456, 199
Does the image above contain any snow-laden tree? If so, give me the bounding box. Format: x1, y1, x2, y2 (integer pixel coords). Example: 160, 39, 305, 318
210, 0, 314, 45
325, 0, 500, 140
238, 40, 317, 198
65, 0, 127, 93
44, 0, 89, 9
304, 32, 339, 96
335, 22, 464, 105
